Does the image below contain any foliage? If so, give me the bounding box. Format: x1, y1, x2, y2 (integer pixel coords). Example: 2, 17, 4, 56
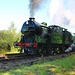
72, 33, 75, 43
0, 23, 21, 53
0, 54, 75, 75
41, 22, 47, 26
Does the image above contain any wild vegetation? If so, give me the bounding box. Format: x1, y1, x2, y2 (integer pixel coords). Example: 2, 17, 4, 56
0, 54, 75, 75
0, 23, 21, 54
72, 33, 75, 43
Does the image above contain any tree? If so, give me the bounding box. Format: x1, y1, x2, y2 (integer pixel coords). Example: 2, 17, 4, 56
73, 33, 75, 43
41, 22, 47, 26
8, 22, 16, 33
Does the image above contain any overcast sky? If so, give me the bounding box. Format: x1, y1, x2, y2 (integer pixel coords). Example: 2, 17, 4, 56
0, 0, 75, 33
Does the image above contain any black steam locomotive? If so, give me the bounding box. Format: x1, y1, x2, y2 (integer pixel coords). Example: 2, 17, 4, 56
13, 18, 73, 55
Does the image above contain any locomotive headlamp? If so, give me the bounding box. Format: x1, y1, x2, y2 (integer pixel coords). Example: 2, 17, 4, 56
26, 21, 29, 25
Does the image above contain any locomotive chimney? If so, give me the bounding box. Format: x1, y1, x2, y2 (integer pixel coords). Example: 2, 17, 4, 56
29, 17, 35, 21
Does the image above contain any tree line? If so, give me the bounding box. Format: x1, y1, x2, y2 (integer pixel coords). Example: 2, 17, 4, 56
0, 23, 21, 52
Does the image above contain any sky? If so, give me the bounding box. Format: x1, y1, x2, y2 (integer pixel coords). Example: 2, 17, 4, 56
0, 0, 75, 33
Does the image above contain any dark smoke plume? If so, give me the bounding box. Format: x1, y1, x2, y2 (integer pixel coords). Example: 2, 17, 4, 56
29, 0, 45, 17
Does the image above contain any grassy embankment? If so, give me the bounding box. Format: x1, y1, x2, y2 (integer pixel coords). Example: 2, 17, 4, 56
0, 54, 75, 75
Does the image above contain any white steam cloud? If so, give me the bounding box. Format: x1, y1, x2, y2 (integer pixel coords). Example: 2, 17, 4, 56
49, 0, 75, 27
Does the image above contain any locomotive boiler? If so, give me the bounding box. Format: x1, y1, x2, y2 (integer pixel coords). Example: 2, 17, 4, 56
13, 18, 73, 55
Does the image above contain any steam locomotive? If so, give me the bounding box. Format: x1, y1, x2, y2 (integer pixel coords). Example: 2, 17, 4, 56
13, 18, 73, 55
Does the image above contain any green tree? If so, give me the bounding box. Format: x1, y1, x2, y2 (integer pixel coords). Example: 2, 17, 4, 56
73, 33, 75, 43
0, 22, 22, 53
41, 22, 47, 26
0, 24, 15, 48
8, 22, 16, 33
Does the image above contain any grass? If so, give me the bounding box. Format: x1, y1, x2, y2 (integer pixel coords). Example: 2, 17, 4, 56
0, 54, 75, 75
0, 47, 20, 54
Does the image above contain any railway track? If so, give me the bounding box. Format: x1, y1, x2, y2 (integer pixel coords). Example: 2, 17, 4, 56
0, 51, 75, 62
0, 53, 37, 62
0, 51, 75, 72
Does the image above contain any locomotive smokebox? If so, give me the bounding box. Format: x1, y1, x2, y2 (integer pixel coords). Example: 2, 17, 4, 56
29, 17, 35, 21
21, 17, 43, 36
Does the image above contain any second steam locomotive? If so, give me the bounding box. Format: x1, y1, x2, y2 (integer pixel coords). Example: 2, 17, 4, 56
13, 18, 73, 55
